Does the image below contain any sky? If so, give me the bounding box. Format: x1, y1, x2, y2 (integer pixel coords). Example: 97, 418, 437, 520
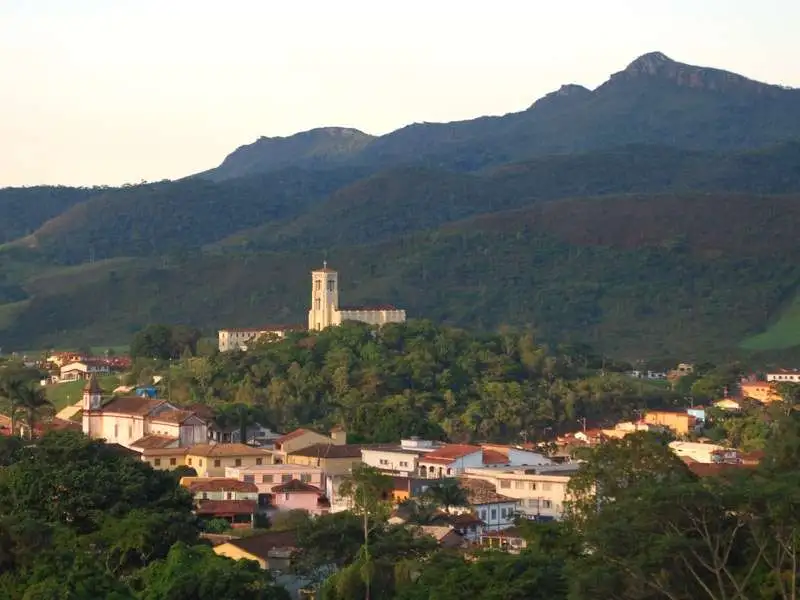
1, 0, 798, 187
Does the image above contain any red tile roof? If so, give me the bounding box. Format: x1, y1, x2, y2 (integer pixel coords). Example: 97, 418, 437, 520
686, 462, 757, 477
130, 434, 179, 449
195, 499, 257, 515
459, 477, 515, 505
184, 478, 258, 494
98, 396, 165, 416
420, 444, 482, 463
186, 443, 271, 458
287, 443, 363, 459
482, 449, 509, 465
150, 409, 197, 424
271, 479, 322, 494
274, 428, 314, 445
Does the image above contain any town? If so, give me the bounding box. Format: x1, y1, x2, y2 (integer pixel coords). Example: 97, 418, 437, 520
1, 265, 798, 598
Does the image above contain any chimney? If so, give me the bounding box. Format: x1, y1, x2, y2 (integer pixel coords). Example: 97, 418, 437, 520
330, 425, 347, 446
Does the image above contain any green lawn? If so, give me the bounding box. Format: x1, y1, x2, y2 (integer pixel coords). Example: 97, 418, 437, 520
45, 374, 122, 412
740, 294, 800, 351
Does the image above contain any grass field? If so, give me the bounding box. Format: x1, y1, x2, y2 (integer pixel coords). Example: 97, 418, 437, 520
740, 295, 800, 351
45, 374, 122, 411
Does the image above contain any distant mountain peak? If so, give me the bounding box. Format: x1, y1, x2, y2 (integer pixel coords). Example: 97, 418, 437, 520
608, 51, 793, 96
528, 83, 592, 110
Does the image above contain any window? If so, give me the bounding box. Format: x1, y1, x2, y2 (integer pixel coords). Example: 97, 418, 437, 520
315, 299, 321, 310
154, 459, 161, 467
235, 459, 242, 467
226, 492, 233, 500
114, 424, 118, 438
262, 474, 274, 483
379, 459, 389, 465
128, 425, 132, 439
500, 480, 511, 489
480, 509, 487, 521
284, 493, 290, 501
528, 499, 539, 508
300, 474, 311, 483
542, 500, 552, 509
490, 509, 497, 520
400, 461, 408, 467
528, 482, 537, 491
170, 458, 177, 466
282, 474, 292, 483
501, 508, 507, 518
244, 475, 255, 484
328, 279, 335, 292
199, 460, 203, 466
542, 482, 552, 492
446, 468, 452, 475
214, 460, 221, 467
315, 280, 321, 291
514, 481, 524, 489
256, 458, 263, 465
187, 458, 192, 466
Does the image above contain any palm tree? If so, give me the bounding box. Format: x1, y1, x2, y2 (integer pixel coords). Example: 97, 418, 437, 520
0, 376, 25, 437
15, 383, 54, 440
423, 478, 469, 512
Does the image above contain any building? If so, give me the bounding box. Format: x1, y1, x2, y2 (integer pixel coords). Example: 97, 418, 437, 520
181, 477, 259, 528
416, 526, 464, 549
271, 479, 331, 515
644, 410, 696, 436
60, 359, 111, 382
81, 376, 208, 449
418, 444, 484, 478
286, 443, 363, 476
714, 398, 744, 411
272, 427, 345, 462
457, 477, 518, 532
462, 464, 579, 521
217, 325, 303, 353
141, 443, 272, 475
307, 263, 406, 331
767, 370, 800, 383
361, 444, 431, 476
225, 464, 324, 508
213, 530, 299, 571
740, 381, 782, 403
669, 441, 740, 464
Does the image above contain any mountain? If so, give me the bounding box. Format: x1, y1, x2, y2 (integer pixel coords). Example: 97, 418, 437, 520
198, 127, 375, 182
0, 186, 95, 244
200, 52, 800, 180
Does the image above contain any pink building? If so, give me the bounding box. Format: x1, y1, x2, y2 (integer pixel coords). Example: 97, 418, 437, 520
225, 464, 324, 510
271, 479, 331, 515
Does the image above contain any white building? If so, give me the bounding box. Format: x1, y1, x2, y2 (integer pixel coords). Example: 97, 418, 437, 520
669, 441, 740, 464
81, 376, 208, 450
418, 444, 484, 478
307, 263, 406, 331
462, 464, 579, 521
218, 325, 301, 352
458, 477, 518, 532
766, 370, 800, 383
60, 359, 111, 382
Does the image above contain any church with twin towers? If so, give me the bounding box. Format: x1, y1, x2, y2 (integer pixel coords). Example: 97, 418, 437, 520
218, 263, 406, 352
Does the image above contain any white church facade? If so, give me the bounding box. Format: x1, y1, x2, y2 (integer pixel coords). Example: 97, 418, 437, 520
307, 263, 406, 331
218, 264, 406, 351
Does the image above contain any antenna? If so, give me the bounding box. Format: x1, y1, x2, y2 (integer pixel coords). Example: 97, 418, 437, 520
323, 260, 327, 269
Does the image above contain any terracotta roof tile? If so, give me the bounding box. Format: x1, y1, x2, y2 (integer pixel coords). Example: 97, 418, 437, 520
459, 477, 515, 505
184, 478, 258, 493
271, 479, 322, 494
482, 449, 509, 465
130, 434, 180, 449
196, 499, 257, 515
150, 409, 197, 424
288, 443, 363, 459
187, 443, 272, 458
274, 428, 314, 444
98, 396, 165, 416
223, 530, 299, 559
141, 446, 190, 456
420, 444, 482, 462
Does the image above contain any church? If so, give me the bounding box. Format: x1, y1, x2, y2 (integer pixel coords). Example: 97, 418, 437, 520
218, 264, 406, 351
81, 376, 208, 450
307, 263, 406, 331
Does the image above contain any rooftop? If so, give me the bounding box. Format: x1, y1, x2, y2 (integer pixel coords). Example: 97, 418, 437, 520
271, 479, 322, 494
219, 530, 299, 559
187, 443, 272, 458
98, 396, 165, 416
459, 477, 516, 505
130, 434, 179, 450
274, 428, 316, 445
339, 305, 399, 312
220, 324, 304, 333
184, 478, 259, 494
149, 408, 198, 424
288, 443, 364, 459
195, 499, 257, 515
420, 444, 482, 464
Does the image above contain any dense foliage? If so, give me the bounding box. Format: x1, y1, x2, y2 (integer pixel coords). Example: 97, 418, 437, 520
146, 322, 675, 443
0, 431, 289, 599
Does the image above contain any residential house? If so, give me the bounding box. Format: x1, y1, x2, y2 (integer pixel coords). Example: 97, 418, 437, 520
669, 441, 740, 464
141, 443, 272, 475
767, 370, 800, 383
481, 527, 528, 553
60, 359, 111, 382
714, 399, 743, 412
217, 325, 303, 352
225, 464, 324, 508
271, 479, 331, 515
418, 444, 484, 478
687, 406, 707, 423
213, 530, 298, 571
272, 427, 345, 463
479, 444, 552, 468
447, 513, 485, 543
462, 464, 579, 521
416, 526, 464, 549
601, 421, 665, 440
644, 410, 696, 436
361, 445, 426, 476
390, 476, 430, 502
286, 443, 363, 476
740, 381, 782, 404
457, 477, 518, 532
181, 477, 258, 528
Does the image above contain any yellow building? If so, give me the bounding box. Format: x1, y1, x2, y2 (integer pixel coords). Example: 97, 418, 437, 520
272, 426, 346, 463
286, 443, 363, 476
141, 443, 272, 476
740, 382, 782, 404
213, 530, 298, 571
644, 410, 696, 436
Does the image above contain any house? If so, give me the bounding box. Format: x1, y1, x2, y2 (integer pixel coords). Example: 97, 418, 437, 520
361, 445, 426, 476
307, 263, 406, 331
141, 443, 272, 475
390, 476, 430, 502
181, 477, 259, 527
416, 526, 464, 549
225, 464, 324, 508
213, 530, 299, 571
687, 406, 707, 423
462, 464, 579, 521
418, 444, 484, 478
60, 359, 111, 382
286, 443, 363, 476
457, 477, 518, 532
714, 398, 744, 412
217, 325, 303, 352
209, 422, 282, 447
81, 376, 208, 449
479, 444, 552, 468
272, 427, 344, 462
644, 410, 696, 435
767, 369, 800, 383
447, 512, 485, 542
669, 441, 740, 464
481, 527, 528, 553
740, 381, 782, 404
271, 479, 331, 515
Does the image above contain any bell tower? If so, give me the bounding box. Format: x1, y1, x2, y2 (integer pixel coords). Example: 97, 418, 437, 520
81, 375, 103, 437
308, 262, 339, 331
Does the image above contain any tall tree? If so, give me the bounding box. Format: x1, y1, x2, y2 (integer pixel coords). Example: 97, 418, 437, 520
14, 383, 54, 440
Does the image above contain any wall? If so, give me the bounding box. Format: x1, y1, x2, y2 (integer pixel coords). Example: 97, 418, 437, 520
286, 454, 360, 476
419, 451, 483, 478
472, 501, 517, 531
226, 465, 323, 495
336, 309, 406, 327
361, 449, 419, 475
143, 452, 187, 470
188, 453, 271, 477
272, 491, 324, 514
274, 431, 332, 457
96, 413, 147, 448
463, 469, 574, 520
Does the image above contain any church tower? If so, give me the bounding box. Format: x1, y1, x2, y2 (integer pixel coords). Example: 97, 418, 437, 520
81, 375, 103, 437
308, 262, 339, 331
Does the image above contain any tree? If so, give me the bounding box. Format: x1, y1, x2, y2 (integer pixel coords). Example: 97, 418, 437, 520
0, 374, 24, 437
337, 465, 393, 600
421, 478, 469, 512
14, 383, 54, 440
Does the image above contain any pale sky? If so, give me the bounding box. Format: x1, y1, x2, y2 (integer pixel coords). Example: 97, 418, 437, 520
1, 0, 798, 187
